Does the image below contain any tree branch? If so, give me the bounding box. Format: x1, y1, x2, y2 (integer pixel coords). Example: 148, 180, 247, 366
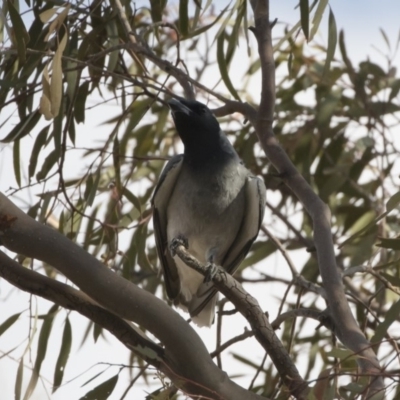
112, 0, 195, 100
171, 242, 310, 399
0, 250, 165, 364
248, 0, 383, 397
0, 194, 264, 400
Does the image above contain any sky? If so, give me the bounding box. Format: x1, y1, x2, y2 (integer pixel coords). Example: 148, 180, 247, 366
0, 1, 400, 399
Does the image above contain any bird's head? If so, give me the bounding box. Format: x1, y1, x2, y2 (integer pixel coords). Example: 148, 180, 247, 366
168, 98, 222, 152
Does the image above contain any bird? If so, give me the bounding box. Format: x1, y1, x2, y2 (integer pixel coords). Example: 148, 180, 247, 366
152, 97, 266, 327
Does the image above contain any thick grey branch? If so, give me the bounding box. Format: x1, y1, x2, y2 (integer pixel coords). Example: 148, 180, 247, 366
0, 194, 264, 400
249, 0, 383, 397
0, 250, 164, 365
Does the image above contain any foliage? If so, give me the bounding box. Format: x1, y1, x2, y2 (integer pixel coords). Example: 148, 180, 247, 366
1, 0, 400, 399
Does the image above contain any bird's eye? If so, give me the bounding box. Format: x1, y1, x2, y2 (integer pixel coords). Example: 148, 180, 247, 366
200, 107, 207, 114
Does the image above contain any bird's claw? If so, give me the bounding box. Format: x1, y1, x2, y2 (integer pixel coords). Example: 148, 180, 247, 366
204, 262, 219, 283
169, 235, 189, 257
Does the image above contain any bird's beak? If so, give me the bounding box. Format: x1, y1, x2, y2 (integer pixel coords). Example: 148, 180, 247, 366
168, 98, 192, 117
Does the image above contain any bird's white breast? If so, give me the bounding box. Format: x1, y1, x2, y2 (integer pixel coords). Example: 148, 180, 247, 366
166, 161, 247, 300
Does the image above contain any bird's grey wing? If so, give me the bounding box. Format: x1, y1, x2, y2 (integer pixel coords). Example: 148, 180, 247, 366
189, 175, 266, 318
152, 155, 184, 300
222, 175, 266, 273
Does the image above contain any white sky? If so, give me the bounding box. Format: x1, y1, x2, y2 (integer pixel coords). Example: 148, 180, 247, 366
1, 1, 400, 399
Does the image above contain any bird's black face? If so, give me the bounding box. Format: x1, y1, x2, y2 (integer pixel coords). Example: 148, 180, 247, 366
168, 98, 221, 148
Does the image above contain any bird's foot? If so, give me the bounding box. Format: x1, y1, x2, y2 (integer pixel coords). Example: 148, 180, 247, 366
169, 235, 189, 257
204, 262, 221, 283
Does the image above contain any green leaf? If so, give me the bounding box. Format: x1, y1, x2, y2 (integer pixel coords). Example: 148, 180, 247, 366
123, 187, 142, 216
0, 111, 41, 143
0, 312, 22, 336
240, 241, 276, 269
379, 28, 391, 50
15, 357, 24, 400
7, 0, 30, 63
81, 369, 107, 388
339, 208, 390, 249
179, 0, 189, 36
84, 172, 101, 207
186, 3, 229, 39
149, 0, 167, 23
105, 18, 119, 73
389, 78, 400, 101
53, 318, 72, 392
93, 322, 102, 343
79, 373, 119, 400
323, 7, 337, 77
338, 30, 354, 73
28, 125, 50, 179
74, 81, 90, 124
375, 238, 400, 250
225, 1, 245, 64
23, 304, 58, 400
348, 210, 376, 236
134, 223, 153, 272
369, 101, 400, 116
36, 149, 59, 181
309, 0, 328, 40
371, 299, 400, 343
217, 32, 241, 100
13, 139, 21, 187
213, 0, 238, 42
386, 191, 400, 212
326, 348, 356, 361
299, 0, 309, 41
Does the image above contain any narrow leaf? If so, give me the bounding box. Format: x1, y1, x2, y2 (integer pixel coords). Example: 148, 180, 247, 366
53, 318, 72, 392
39, 62, 53, 120
0, 313, 22, 336
79, 374, 119, 400
81, 369, 107, 388
299, 0, 309, 41
386, 191, 400, 212
13, 139, 21, 187
379, 28, 391, 50
44, 5, 71, 42
309, 0, 329, 40
7, 0, 30, 63
50, 33, 68, 118
36, 149, 59, 181
85, 172, 101, 207
217, 32, 241, 100
28, 125, 51, 179
123, 188, 142, 216
23, 305, 58, 400
323, 7, 337, 77
74, 81, 90, 123
93, 322, 102, 343
376, 238, 400, 250
15, 357, 24, 400
39, 8, 59, 23
389, 78, 400, 101
179, 0, 189, 36
371, 299, 400, 343
149, 0, 167, 22
187, 4, 228, 39
0, 111, 41, 143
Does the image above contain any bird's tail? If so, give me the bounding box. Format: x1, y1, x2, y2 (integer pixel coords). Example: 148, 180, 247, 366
189, 292, 219, 327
